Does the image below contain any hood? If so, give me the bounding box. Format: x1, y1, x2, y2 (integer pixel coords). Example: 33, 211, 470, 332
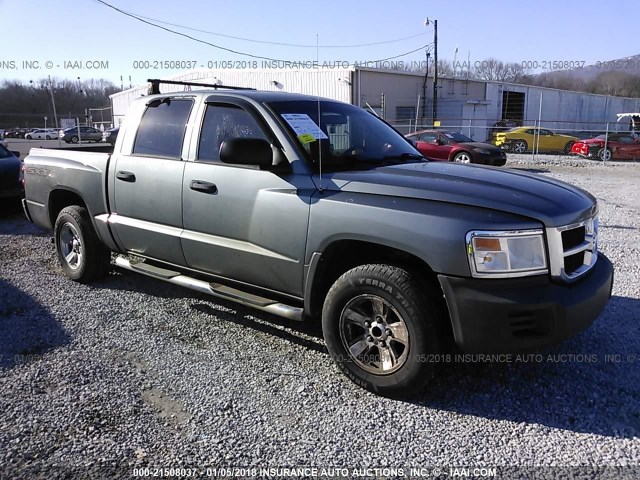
461, 142, 503, 152
318, 162, 596, 227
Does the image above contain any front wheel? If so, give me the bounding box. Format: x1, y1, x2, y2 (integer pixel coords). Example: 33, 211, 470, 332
598, 148, 612, 161
453, 151, 472, 164
322, 264, 441, 395
70, 136, 79, 144
54, 206, 111, 283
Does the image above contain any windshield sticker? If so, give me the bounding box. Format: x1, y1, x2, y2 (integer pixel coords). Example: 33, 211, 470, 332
297, 133, 316, 144
281, 113, 328, 142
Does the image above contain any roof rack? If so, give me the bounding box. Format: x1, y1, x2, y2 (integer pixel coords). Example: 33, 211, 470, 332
147, 79, 256, 95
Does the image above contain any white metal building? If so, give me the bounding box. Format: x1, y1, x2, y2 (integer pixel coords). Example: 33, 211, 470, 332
110, 67, 640, 140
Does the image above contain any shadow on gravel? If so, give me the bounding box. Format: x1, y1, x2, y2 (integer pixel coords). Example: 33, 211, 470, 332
95, 269, 325, 347
0, 279, 70, 369
508, 167, 551, 174
409, 294, 640, 439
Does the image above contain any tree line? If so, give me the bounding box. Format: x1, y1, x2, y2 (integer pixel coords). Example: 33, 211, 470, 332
2, 61, 639, 129
0, 78, 119, 128
411, 58, 640, 98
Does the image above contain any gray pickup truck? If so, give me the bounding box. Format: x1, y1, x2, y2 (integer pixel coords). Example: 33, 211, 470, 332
22, 80, 614, 394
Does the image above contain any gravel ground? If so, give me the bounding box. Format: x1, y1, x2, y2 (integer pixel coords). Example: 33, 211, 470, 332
1, 153, 639, 479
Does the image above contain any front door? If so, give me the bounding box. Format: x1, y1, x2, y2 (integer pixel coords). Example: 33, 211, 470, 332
181, 101, 313, 297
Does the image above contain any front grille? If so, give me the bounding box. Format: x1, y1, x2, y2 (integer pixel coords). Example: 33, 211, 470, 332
547, 216, 598, 282
561, 226, 585, 250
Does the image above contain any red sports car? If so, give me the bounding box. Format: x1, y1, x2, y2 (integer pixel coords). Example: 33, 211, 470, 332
405, 130, 507, 166
571, 133, 640, 161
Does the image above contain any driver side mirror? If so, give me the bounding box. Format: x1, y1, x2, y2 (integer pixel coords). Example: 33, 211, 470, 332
220, 138, 273, 168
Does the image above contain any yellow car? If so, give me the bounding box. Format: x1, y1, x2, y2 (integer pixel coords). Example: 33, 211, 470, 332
493, 127, 578, 154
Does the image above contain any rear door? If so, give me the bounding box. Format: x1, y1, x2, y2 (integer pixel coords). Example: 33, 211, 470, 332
110, 96, 195, 265
181, 99, 313, 296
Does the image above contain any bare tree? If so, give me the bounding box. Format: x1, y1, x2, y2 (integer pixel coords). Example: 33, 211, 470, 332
470, 58, 528, 83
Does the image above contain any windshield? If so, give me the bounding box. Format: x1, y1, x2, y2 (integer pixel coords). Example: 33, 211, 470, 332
268, 100, 424, 171
442, 132, 473, 143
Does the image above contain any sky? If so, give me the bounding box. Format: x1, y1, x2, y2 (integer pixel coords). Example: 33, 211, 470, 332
0, 0, 637, 88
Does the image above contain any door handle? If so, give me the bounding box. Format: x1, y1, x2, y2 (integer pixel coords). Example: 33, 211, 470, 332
116, 171, 136, 182
190, 180, 218, 194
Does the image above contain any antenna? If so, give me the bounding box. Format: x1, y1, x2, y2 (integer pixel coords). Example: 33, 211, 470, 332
316, 33, 323, 191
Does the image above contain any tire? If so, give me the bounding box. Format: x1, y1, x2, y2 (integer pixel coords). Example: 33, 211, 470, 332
71, 136, 79, 144
46, 135, 51, 140
26, 135, 31, 140
322, 264, 441, 395
564, 142, 575, 154
54, 206, 111, 283
453, 151, 472, 164
597, 148, 612, 161
512, 140, 528, 154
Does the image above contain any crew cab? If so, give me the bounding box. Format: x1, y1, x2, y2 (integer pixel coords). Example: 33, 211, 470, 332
22, 80, 614, 394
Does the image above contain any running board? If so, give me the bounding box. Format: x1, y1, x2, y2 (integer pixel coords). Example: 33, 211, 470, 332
115, 256, 303, 321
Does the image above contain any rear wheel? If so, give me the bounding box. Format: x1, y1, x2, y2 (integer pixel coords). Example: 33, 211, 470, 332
564, 141, 575, 154
46, 135, 51, 140
597, 148, 612, 161
322, 264, 441, 395
512, 140, 528, 154
54, 206, 111, 283
453, 151, 472, 164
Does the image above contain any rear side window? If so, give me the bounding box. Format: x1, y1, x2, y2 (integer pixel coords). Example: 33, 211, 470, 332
198, 104, 267, 162
133, 99, 193, 159
419, 132, 437, 142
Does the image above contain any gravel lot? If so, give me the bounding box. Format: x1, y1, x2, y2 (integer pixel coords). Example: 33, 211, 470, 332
1, 153, 639, 479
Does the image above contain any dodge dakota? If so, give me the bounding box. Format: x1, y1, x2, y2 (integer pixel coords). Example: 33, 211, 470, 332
22, 80, 614, 394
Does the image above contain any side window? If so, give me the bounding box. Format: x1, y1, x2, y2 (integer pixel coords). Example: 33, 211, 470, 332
198, 104, 268, 162
133, 99, 193, 159
618, 136, 633, 144
419, 132, 437, 143
525, 129, 537, 135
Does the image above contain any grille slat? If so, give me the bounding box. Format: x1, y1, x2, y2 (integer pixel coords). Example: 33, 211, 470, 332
548, 216, 598, 282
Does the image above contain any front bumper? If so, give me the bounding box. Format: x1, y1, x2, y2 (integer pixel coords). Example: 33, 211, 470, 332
438, 253, 614, 353
474, 152, 507, 166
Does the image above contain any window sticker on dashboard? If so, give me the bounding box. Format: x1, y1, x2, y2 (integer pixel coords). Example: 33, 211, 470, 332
281, 114, 328, 144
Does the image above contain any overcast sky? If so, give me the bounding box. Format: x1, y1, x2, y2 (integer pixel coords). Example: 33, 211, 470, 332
1, 0, 636, 87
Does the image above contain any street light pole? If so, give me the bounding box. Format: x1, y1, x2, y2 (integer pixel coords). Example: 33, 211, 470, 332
432, 19, 438, 122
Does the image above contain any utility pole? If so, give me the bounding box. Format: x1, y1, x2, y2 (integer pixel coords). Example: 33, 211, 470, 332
421, 51, 430, 125
47, 75, 59, 130
432, 19, 438, 122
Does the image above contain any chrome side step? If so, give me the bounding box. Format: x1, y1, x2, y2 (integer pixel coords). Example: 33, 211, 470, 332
115, 256, 304, 321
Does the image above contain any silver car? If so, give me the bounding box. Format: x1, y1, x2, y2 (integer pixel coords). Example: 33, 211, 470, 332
60, 126, 103, 144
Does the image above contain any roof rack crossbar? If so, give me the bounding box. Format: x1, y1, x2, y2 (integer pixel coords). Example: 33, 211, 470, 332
147, 78, 255, 95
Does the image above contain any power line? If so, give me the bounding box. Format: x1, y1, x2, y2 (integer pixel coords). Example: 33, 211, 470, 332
127, 12, 428, 48
93, 0, 428, 66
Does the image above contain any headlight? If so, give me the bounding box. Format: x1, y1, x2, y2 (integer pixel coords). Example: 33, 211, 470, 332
466, 229, 548, 278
